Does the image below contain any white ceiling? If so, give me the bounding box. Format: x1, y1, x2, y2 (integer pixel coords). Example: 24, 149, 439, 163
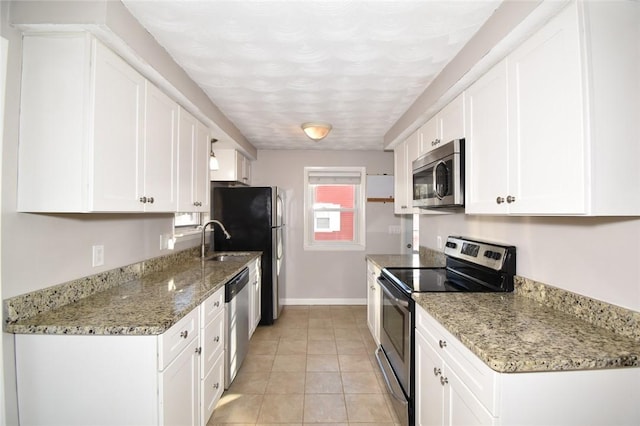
122, 0, 501, 151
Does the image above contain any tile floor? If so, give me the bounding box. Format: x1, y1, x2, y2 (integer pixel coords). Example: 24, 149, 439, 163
209, 305, 400, 425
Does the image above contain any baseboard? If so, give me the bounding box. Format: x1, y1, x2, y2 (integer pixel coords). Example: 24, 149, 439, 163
282, 298, 367, 306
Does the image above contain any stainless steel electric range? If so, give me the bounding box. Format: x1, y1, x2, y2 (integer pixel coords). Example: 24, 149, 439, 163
374, 236, 516, 425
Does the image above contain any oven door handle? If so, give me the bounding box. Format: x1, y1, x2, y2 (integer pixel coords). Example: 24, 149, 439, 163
375, 346, 409, 405
377, 278, 410, 308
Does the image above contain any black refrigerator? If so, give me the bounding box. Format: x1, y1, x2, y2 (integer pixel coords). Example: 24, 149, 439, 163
212, 186, 285, 325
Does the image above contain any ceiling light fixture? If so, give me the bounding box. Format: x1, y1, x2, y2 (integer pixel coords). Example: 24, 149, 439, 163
209, 138, 219, 171
301, 122, 332, 141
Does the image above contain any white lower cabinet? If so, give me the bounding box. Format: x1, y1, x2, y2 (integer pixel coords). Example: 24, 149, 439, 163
15, 286, 227, 426
200, 287, 226, 425
248, 257, 262, 337
415, 305, 640, 426
159, 336, 200, 426
366, 259, 381, 344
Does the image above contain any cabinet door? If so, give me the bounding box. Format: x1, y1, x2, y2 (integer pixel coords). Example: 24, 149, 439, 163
143, 82, 178, 212
92, 40, 145, 212
415, 329, 445, 426
366, 262, 381, 344
249, 258, 261, 337
194, 121, 211, 211
439, 93, 465, 144
507, 3, 585, 214
419, 118, 438, 155
394, 131, 422, 214
160, 337, 200, 426
177, 108, 197, 211
464, 60, 510, 214
445, 367, 496, 426
393, 141, 410, 214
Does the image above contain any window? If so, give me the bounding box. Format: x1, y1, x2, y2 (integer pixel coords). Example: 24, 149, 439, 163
174, 212, 204, 236
304, 167, 366, 251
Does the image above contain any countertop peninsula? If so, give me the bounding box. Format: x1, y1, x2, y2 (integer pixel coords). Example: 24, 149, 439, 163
366, 253, 640, 374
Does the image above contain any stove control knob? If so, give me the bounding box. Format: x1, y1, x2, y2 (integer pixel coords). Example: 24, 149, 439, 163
445, 242, 457, 249
484, 250, 493, 258
492, 252, 502, 260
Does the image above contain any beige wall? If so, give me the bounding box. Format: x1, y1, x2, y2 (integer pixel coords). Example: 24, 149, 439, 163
419, 213, 640, 311
252, 150, 400, 303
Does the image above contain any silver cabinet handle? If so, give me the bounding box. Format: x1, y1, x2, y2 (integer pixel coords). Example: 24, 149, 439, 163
431, 138, 441, 146
440, 376, 448, 386
214, 301, 220, 307
148, 197, 154, 204
180, 330, 188, 339
438, 340, 447, 348
139, 196, 147, 203
433, 367, 441, 376
400, 205, 408, 209
496, 196, 505, 204
213, 383, 220, 389
214, 336, 220, 342
506, 195, 516, 203
195, 346, 202, 354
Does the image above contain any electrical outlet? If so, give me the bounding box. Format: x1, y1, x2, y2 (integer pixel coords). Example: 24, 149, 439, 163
437, 236, 443, 250
160, 234, 175, 250
92, 245, 104, 267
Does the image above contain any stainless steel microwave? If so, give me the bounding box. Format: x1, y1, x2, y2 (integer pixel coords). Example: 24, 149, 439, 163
412, 139, 464, 208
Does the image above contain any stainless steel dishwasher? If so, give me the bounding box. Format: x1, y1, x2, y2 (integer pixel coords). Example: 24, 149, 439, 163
224, 267, 250, 389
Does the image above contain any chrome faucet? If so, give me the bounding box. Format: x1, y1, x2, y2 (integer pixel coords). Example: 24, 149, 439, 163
201, 220, 231, 258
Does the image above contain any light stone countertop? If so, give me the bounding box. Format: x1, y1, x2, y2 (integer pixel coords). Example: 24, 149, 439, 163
367, 253, 640, 373
5, 252, 261, 336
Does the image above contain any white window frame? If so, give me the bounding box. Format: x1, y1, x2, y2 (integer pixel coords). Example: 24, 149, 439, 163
303, 166, 366, 251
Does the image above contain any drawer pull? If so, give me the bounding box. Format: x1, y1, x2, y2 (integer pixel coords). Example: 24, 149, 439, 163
213, 383, 220, 389
214, 336, 220, 343
214, 301, 220, 308
195, 347, 202, 355
180, 330, 189, 339
438, 340, 447, 348
440, 376, 448, 386
433, 367, 441, 376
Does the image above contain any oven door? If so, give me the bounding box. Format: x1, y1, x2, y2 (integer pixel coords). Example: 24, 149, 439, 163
377, 275, 412, 408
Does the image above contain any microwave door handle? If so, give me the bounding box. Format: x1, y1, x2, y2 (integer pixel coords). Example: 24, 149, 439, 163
433, 160, 446, 200
377, 279, 410, 308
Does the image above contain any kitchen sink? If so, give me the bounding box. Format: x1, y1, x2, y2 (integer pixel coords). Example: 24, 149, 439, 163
206, 252, 251, 262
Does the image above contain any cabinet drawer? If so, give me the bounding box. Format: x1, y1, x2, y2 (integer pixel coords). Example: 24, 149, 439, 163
201, 287, 224, 327
158, 308, 200, 370
416, 306, 499, 416
202, 309, 225, 376
202, 351, 225, 425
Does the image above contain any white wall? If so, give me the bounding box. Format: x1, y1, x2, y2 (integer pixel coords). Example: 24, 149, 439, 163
252, 150, 400, 304
419, 213, 640, 311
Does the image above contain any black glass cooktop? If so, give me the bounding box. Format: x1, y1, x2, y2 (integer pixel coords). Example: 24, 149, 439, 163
382, 267, 498, 293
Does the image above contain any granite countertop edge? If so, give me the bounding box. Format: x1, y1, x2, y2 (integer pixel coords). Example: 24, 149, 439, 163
5, 252, 262, 336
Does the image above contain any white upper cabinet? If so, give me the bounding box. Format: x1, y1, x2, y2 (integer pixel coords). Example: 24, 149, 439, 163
178, 108, 210, 212
142, 83, 179, 212
18, 33, 181, 212
465, 0, 640, 215
419, 93, 465, 156
464, 61, 510, 214
393, 131, 421, 214
209, 149, 252, 185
